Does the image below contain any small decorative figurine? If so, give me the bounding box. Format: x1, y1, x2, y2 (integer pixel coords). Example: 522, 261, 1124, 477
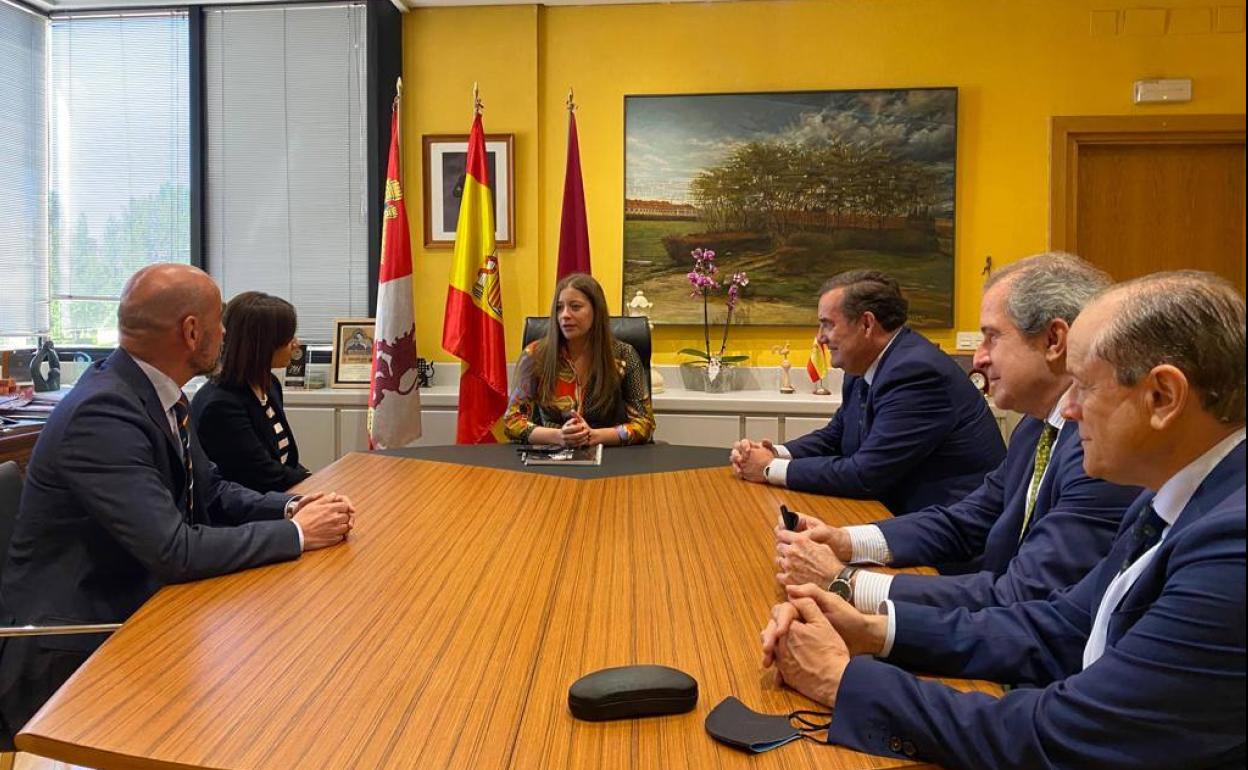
415, 358, 436, 389
625, 290, 665, 394
771, 342, 796, 394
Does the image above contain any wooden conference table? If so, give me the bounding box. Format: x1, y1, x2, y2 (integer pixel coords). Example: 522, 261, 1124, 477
18, 445, 999, 770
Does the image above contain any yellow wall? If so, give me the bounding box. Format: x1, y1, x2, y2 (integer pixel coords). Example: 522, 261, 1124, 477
403, 0, 1245, 364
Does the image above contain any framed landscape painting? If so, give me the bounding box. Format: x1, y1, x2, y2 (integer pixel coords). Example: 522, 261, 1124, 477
623, 88, 957, 327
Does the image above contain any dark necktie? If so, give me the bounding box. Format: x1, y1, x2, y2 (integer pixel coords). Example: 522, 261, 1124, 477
1120, 502, 1165, 573
172, 393, 194, 520
856, 379, 869, 437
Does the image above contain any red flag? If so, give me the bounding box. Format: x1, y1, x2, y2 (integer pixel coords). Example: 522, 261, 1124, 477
442, 109, 508, 444
556, 110, 591, 279
369, 86, 422, 449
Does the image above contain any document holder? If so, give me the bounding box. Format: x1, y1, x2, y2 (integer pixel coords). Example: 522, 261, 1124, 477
568, 664, 697, 721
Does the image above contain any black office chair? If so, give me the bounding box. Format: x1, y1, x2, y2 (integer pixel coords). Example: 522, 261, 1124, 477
0, 461, 119, 646
521, 315, 653, 397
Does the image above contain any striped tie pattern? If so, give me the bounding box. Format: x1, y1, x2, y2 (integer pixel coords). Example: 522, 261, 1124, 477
173, 393, 194, 520
1018, 424, 1058, 542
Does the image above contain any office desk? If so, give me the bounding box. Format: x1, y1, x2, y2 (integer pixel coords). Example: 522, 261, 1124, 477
18, 446, 999, 770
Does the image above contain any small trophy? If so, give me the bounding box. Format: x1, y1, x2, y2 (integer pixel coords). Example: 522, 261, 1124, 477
284, 344, 308, 388
771, 342, 796, 394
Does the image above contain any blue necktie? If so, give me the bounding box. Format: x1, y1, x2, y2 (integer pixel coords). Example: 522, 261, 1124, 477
1120, 503, 1165, 572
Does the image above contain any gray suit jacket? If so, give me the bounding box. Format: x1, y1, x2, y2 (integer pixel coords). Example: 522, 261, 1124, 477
0, 348, 301, 746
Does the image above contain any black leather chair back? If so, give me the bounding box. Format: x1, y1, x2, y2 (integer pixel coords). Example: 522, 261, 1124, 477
0, 461, 22, 581
521, 316, 652, 396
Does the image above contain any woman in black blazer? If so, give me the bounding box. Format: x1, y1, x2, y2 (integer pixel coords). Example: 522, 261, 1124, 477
191, 291, 311, 493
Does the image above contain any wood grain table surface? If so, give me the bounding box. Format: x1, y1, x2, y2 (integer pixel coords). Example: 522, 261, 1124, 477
18, 450, 999, 770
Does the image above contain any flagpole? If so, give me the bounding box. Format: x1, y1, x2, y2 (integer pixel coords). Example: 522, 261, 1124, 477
473, 82, 483, 115
567, 86, 575, 113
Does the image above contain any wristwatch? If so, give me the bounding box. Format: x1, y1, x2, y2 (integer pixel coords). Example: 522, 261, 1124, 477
827, 566, 858, 602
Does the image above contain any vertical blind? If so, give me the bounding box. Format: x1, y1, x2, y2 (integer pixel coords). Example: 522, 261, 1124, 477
48, 11, 191, 344
205, 3, 370, 343
0, 0, 48, 339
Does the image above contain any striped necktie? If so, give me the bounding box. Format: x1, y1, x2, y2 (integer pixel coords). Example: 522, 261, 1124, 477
1018, 424, 1058, 542
172, 393, 194, 520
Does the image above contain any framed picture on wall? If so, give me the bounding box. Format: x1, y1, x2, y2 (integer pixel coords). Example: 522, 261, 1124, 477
422, 133, 515, 249
331, 318, 375, 388
623, 88, 958, 327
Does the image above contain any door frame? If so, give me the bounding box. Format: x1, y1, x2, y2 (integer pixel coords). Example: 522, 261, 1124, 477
1049, 114, 1246, 252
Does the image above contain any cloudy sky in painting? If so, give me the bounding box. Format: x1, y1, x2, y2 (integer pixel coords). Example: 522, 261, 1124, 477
625, 89, 956, 206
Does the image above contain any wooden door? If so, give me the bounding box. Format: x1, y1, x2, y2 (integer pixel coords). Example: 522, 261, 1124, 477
1051, 115, 1246, 293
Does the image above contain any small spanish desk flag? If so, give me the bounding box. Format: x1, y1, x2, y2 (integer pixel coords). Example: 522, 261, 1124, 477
442, 88, 507, 444
806, 336, 829, 383
368, 78, 422, 450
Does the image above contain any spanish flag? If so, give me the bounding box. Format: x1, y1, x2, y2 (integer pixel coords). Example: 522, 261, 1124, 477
442, 111, 507, 443
806, 335, 829, 383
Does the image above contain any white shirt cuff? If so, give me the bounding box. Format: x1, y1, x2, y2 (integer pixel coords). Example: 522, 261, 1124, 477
773, 444, 793, 459
844, 524, 892, 565
852, 570, 894, 614
285, 496, 304, 551
878, 599, 897, 658
765, 458, 790, 487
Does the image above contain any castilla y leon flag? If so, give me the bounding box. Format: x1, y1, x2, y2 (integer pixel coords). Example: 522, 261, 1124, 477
368, 81, 422, 450
442, 108, 507, 444
807, 335, 829, 383
556, 102, 591, 279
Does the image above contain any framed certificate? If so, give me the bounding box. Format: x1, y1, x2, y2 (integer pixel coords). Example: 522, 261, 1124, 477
331, 318, 375, 388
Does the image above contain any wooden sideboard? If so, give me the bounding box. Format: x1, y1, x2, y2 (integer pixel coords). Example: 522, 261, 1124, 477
0, 421, 43, 474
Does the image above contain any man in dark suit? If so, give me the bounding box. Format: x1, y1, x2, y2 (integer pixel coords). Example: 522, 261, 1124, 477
762, 271, 1245, 769
731, 270, 1005, 515
0, 264, 356, 748
775, 253, 1140, 612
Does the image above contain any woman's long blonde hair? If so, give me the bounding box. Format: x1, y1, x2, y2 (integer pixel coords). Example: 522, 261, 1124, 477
533, 273, 621, 418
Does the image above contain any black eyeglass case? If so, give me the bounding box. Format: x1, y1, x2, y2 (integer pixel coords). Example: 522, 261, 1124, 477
568, 665, 698, 721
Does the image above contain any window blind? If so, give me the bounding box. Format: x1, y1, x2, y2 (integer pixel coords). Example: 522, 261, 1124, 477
204, 3, 370, 343
0, 0, 48, 339
48, 11, 191, 345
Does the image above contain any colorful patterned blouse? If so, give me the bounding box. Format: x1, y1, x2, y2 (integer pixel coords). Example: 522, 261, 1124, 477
503, 339, 655, 445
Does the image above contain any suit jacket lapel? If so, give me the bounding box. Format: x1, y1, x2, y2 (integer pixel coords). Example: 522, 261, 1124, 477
109, 349, 182, 462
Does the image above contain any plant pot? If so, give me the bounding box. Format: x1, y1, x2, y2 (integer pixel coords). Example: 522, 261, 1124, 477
679, 361, 742, 393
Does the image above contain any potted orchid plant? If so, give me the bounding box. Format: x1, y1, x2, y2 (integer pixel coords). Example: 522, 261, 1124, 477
678, 247, 750, 392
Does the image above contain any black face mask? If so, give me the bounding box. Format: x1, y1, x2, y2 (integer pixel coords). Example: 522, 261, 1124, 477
704, 696, 832, 753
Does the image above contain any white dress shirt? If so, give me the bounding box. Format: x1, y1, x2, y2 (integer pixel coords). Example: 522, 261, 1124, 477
848, 389, 1072, 614
765, 329, 902, 487
1082, 427, 1245, 667
130, 354, 303, 549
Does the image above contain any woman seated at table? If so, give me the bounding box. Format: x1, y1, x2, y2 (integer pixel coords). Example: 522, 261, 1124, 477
504, 273, 655, 446
192, 291, 311, 492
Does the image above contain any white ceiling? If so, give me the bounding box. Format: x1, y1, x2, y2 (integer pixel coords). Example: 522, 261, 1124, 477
23, 0, 740, 16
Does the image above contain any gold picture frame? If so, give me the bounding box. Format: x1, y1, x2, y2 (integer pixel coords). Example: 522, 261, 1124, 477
331, 318, 375, 389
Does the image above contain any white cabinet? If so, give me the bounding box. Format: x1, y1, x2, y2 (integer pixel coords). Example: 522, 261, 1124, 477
653, 413, 742, 448
337, 408, 371, 455
782, 416, 830, 443
284, 407, 337, 472
743, 416, 780, 442
409, 409, 458, 446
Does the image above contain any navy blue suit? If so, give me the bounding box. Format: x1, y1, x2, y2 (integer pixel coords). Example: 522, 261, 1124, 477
827, 443, 1246, 770
877, 417, 1140, 610
783, 328, 1005, 515
0, 348, 302, 747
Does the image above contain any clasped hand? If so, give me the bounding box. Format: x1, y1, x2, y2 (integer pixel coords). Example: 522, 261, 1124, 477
729, 438, 777, 482
291, 491, 357, 551
560, 413, 593, 447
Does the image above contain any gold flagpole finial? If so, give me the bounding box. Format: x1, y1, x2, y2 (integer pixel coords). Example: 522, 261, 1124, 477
473, 82, 483, 115
567, 87, 576, 113
393, 77, 402, 111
